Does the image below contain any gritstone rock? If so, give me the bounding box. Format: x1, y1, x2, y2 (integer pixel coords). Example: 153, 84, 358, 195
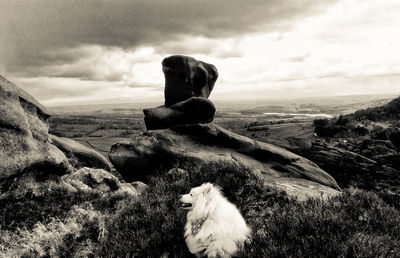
49, 134, 112, 171
162, 55, 218, 106
144, 97, 216, 130
109, 123, 341, 200
143, 55, 218, 130
0, 75, 70, 187
62, 167, 141, 197
0, 75, 113, 195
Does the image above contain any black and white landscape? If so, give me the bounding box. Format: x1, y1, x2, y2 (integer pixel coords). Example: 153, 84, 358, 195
1, 1, 400, 257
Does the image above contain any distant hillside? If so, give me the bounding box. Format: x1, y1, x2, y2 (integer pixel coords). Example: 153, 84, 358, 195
314, 95, 400, 137
350, 96, 400, 121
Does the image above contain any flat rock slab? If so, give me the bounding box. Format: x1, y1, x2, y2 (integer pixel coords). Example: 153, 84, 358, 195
109, 124, 340, 199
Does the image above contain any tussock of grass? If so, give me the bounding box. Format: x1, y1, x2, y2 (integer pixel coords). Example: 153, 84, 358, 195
1, 161, 399, 257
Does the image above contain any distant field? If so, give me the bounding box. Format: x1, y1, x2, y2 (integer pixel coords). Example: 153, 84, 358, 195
49, 115, 145, 161
47, 93, 399, 166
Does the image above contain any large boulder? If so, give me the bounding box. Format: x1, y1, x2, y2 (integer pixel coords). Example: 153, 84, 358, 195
143, 55, 219, 130
49, 134, 112, 171
109, 124, 340, 200
0, 75, 69, 188
162, 55, 218, 107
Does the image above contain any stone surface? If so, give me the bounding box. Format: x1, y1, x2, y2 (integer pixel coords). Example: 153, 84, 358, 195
288, 140, 400, 192
0, 75, 69, 184
130, 181, 148, 193
143, 97, 216, 130
143, 55, 219, 130
386, 127, 400, 149
162, 55, 218, 107
62, 167, 140, 197
109, 123, 340, 199
167, 168, 188, 180
49, 134, 112, 171
357, 139, 397, 159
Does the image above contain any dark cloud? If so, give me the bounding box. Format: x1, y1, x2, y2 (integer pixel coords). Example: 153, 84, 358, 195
0, 0, 337, 77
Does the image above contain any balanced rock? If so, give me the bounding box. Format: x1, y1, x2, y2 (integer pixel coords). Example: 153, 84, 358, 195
162, 55, 218, 106
109, 123, 340, 200
143, 55, 218, 130
49, 134, 112, 171
0, 75, 70, 185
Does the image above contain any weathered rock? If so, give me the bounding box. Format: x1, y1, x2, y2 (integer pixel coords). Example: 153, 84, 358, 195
289, 141, 400, 192
0, 75, 70, 183
49, 134, 112, 171
130, 181, 148, 193
357, 139, 397, 159
143, 97, 216, 130
167, 168, 188, 180
143, 55, 219, 130
109, 123, 340, 199
386, 127, 400, 149
62, 167, 140, 197
162, 55, 218, 107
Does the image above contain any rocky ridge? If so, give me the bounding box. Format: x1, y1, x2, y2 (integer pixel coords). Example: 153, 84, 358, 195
109, 55, 341, 200
286, 98, 400, 192
0, 75, 143, 198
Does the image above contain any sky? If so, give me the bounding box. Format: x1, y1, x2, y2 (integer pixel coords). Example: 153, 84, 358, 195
1, 0, 400, 106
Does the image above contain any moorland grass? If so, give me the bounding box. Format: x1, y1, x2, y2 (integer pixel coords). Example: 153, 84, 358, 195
0, 186, 99, 231
1, 161, 399, 257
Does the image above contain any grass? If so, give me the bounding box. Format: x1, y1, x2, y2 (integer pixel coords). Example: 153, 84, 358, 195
240, 188, 400, 257
0, 185, 99, 231
1, 161, 399, 257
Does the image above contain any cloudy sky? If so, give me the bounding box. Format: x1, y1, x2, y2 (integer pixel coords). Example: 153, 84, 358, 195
1, 0, 400, 106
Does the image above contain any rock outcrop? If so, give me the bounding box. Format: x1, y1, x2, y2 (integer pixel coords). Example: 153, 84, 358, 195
110, 55, 341, 200
61, 167, 143, 197
109, 124, 340, 199
49, 134, 112, 171
0, 75, 70, 186
288, 140, 400, 192
143, 55, 218, 130
0, 75, 112, 195
299, 96, 400, 192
